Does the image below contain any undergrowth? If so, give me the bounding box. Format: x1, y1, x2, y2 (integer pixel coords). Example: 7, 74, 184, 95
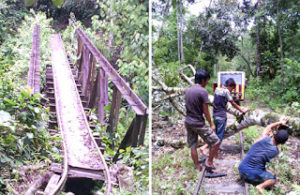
0, 12, 59, 194
152, 147, 201, 194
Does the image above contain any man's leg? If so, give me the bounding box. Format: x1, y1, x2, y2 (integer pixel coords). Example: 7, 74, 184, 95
191, 148, 201, 171
185, 124, 200, 170
256, 179, 276, 194
200, 144, 208, 156
196, 125, 220, 170
213, 117, 227, 159
207, 142, 221, 168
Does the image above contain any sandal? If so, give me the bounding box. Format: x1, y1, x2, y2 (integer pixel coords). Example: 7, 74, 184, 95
205, 164, 216, 173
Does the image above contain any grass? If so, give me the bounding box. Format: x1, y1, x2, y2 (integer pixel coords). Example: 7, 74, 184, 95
152, 147, 201, 195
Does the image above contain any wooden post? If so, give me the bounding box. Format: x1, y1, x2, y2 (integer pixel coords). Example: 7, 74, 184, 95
81, 48, 91, 98
138, 114, 148, 146
99, 68, 108, 124
78, 45, 85, 83
131, 115, 143, 147
87, 57, 96, 105
88, 68, 100, 109
76, 37, 83, 70
107, 86, 122, 134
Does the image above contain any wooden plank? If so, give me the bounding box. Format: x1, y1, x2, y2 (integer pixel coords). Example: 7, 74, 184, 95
88, 69, 100, 109
98, 68, 107, 124
138, 114, 148, 145
132, 115, 143, 147
88, 57, 96, 105
82, 48, 91, 97
78, 45, 85, 84
27, 25, 40, 94
107, 86, 122, 133
50, 164, 105, 180
76, 37, 83, 70
44, 174, 61, 194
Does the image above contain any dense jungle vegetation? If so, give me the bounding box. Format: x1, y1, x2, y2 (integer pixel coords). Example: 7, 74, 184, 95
153, 0, 299, 112
152, 0, 299, 194
0, 0, 148, 194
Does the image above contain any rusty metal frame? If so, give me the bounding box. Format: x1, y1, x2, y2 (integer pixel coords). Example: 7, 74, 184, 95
75, 29, 148, 116
72, 29, 148, 157
27, 25, 40, 94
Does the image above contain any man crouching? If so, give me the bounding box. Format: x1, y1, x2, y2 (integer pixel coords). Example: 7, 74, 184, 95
238, 117, 289, 194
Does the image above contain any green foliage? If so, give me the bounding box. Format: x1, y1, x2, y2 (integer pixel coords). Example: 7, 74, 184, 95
117, 146, 149, 194
118, 59, 149, 104
91, 107, 148, 193
158, 61, 181, 87
51, 0, 65, 8
34, 0, 100, 26
0, 0, 28, 43
0, 12, 57, 193
0, 11, 54, 89
247, 58, 300, 111
238, 126, 262, 151
24, 0, 38, 7
0, 85, 53, 192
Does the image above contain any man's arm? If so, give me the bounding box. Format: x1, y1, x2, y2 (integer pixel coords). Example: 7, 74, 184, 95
203, 103, 215, 131
258, 117, 289, 140
229, 100, 249, 114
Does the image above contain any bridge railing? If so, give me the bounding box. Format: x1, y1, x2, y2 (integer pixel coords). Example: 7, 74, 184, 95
27, 25, 40, 94
72, 28, 148, 161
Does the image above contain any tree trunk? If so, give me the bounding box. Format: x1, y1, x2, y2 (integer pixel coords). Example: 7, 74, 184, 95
158, 0, 171, 38
224, 106, 300, 139
255, 0, 262, 77
232, 47, 255, 77
180, 0, 184, 63
241, 37, 255, 77
176, 0, 181, 62
153, 82, 300, 138
277, 0, 284, 87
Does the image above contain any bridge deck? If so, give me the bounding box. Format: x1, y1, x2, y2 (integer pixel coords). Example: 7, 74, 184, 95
50, 34, 104, 170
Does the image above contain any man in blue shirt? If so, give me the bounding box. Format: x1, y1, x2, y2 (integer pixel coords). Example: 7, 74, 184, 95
238, 117, 289, 194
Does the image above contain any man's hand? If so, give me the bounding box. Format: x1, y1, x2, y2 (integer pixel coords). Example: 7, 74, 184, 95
242, 107, 250, 114
280, 117, 289, 126
211, 125, 215, 132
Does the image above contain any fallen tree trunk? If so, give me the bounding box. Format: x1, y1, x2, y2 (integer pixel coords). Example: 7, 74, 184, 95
153, 83, 300, 138
224, 110, 300, 139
